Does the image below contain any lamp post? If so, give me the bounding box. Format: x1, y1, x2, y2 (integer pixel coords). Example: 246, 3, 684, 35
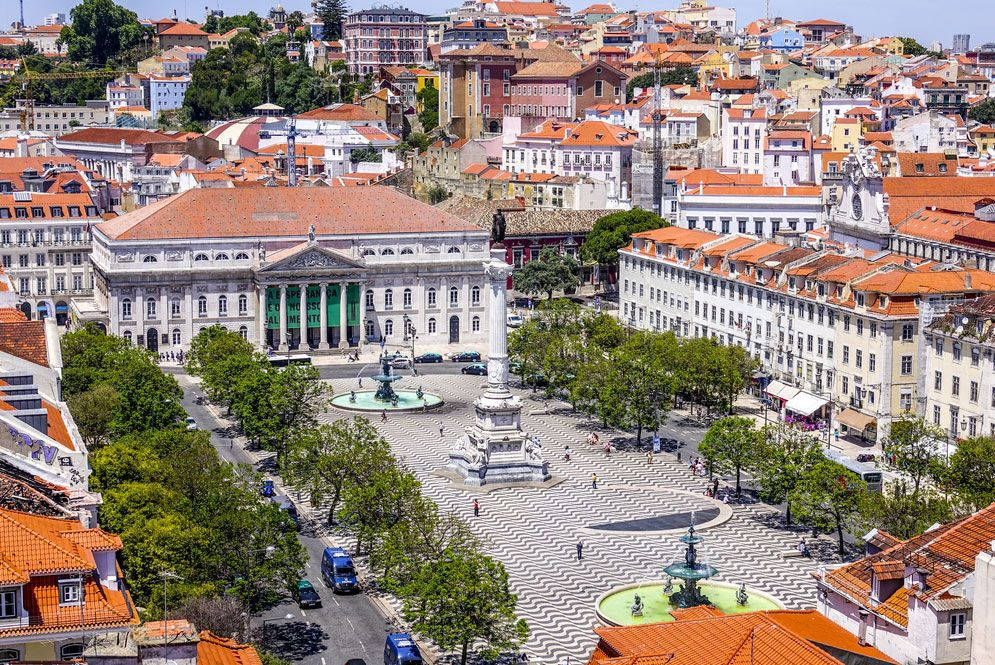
403, 314, 417, 358
160, 570, 183, 645
242, 545, 277, 638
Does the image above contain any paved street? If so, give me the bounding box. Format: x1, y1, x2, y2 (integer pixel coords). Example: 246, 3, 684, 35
317, 373, 828, 663
178, 376, 388, 665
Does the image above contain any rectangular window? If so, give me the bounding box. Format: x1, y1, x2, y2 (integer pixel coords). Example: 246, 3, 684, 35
935, 371, 943, 391
952, 375, 960, 396
902, 323, 914, 341
901, 355, 913, 375
971, 381, 979, 403
934, 405, 941, 425
842, 345, 849, 364
59, 579, 83, 605
950, 613, 966, 638
0, 587, 15, 618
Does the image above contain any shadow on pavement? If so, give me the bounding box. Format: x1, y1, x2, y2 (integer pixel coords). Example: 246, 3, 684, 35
256, 620, 328, 659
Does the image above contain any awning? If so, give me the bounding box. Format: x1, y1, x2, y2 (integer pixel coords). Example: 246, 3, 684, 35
785, 391, 828, 416
837, 408, 877, 431
765, 380, 799, 401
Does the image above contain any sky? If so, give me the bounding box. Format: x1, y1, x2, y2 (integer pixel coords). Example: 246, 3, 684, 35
5, 0, 994, 49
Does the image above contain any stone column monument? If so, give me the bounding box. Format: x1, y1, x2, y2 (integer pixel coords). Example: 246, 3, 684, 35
447, 213, 550, 486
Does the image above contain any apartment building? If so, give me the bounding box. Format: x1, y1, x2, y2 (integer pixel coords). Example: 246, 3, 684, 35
618, 225, 995, 442
722, 107, 767, 174
343, 6, 427, 75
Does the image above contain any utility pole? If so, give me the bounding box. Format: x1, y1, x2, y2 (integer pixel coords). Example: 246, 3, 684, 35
651, 56, 663, 218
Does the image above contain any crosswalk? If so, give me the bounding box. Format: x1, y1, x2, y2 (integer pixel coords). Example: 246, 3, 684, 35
317, 375, 827, 664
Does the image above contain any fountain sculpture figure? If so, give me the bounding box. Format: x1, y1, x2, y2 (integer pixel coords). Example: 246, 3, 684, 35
663, 522, 719, 609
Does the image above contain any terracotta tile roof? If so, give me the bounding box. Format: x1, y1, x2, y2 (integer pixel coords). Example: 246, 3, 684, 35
57, 128, 181, 146
97, 187, 481, 241
0, 319, 48, 367
871, 560, 905, 580
560, 121, 638, 147
159, 22, 208, 36
702, 235, 756, 256
728, 241, 789, 263
694, 185, 822, 197
710, 78, 761, 92
896, 152, 957, 177
588, 610, 896, 665
853, 266, 995, 295
0, 308, 27, 323
883, 177, 995, 225
296, 103, 382, 122
893, 207, 975, 243
632, 226, 718, 250
513, 60, 585, 78
797, 18, 847, 27
198, 630, 264, 665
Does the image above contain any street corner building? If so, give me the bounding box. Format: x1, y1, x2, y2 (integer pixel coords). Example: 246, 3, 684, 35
81, 187, 492, 352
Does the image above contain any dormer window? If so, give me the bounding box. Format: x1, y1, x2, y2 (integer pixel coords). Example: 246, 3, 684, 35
58, 578, 84, 606
0, 587, 16, 618
857, 293, 865, 306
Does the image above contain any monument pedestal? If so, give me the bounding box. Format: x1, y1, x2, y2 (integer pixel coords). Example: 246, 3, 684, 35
446, 242, 550, 487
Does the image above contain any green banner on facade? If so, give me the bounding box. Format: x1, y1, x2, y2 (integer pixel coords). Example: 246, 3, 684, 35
347, 283, 360, 326
287, 286, 301, 329
327, 284, 341, 323
265, 286, 280, 330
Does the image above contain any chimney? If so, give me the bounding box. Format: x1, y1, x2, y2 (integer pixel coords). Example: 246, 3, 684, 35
975, 198, 995, 222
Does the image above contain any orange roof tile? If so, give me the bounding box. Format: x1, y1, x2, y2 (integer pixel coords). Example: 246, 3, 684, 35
198, 631, 265, 665
57, 128, 181, 146
560, 121, 638, 147
296, 103, 381, 122
0, 319, 48, 367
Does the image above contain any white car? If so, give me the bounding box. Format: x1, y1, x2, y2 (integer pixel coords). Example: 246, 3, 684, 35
184, 416, 197, 431
507, 314, 525, 328
390, 356, 412, 369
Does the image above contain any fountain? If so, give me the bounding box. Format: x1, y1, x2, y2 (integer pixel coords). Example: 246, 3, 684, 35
330, 352, 444, 412
594, 517, 785, 625
663, 522, 718, 609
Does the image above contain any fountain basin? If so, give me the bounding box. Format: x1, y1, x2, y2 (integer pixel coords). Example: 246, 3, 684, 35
595, 581, 784, 626
331, 390, 444, 412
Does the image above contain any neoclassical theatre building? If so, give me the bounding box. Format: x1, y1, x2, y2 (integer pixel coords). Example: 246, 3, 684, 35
83, 187, 491, 352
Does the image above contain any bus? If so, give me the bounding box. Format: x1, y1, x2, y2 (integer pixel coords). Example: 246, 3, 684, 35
823, 448, 883, 492
267, 354, 312, 367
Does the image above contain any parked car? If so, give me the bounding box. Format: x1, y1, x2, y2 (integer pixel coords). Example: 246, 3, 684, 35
507, 314, 525, 328
384, 634, 423, 665
413, 352, 443, 363
461, 363, 487, 375
321, 547, 359, 593
344, 660, 367, 665
260, 479, 275, 498
274, 496, 299, 528
450, 351, 481, 362
183, 416, 197, 431
293, 579, 321, 608
390, 356, 412, 369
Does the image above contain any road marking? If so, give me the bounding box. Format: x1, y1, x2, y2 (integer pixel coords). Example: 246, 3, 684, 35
321, 659, 326, 665
300, 610, 307, 618
305, 561, 311, 568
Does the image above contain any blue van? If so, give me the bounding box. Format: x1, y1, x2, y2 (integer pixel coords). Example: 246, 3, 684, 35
321, 547, 358, 593
384, 633, 422, 665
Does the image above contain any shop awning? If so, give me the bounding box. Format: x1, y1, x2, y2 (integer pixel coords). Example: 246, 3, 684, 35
765, 380, 799, 401
785, 391, 828, 417
837, 408, 877, 431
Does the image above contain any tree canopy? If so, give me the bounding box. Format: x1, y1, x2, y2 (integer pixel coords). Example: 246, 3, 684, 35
314, 0, 348, 40
203, 12, 269, 36
418, 81, 439, 130
580, 209, 667, 283
58, 0, 149, 66
699, 416, 759, 496
626, 66, 698, 100
969, 98, 995, 125
512, 247, 580, 300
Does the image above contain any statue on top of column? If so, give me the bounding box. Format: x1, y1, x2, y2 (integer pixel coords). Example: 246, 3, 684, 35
308, 224, 316, 243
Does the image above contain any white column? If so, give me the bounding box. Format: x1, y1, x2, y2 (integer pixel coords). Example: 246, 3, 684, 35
299, 283, 309, 350
258, 287, 268, 349
278, 284, 288, 351
485, 247, 512, 396
338, 283, 348, 348
318, 283, 329, 350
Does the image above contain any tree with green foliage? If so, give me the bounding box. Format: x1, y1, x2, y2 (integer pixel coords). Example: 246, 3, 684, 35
285, 418, 396, 524
286, 11, 305, 34
183, 47, 264, 121
417, 81, 440, 130
61, 324, 130, 397
105, 350, 185, 437
186, 326, 265, 410
314, 0, 348, 40
401, 549, 529, 665
882, 415, 946, 497
350, 146, 382, 163
66, 383, 120, 448
339, 464, 423, 555
262, 363, 327, 468
699, 416, 759, 496
943, 436, 995, 510
791, 460, 869, 557
899, 37, 928, 56
580, 209, 666, 286
203, 12, 268, 37
969, 98, 995, 125
749, 424, 822, 525
58, 0, 148, 66
427, 185, 450, 204
626, 66, 698, 100
513, 247, 580, 300
859, 485, 953, 540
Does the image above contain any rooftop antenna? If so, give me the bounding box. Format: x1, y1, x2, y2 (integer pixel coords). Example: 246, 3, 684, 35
765, 0, 771, 23
19, 0, 25, 27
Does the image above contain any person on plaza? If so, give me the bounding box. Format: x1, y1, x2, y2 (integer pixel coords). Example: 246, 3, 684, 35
439, 423, 445, 438
592, 473, 598, 489
798, 540, 811, 558
647, 450, 654, 465
689, 457, 698, 476
704, 487, 712, 497
563, 445, 571, 461
723, 492, 731, 505
473, 498, 480, 517
381, 410, 387, 423
576, 540, 584, 560
712, 477, 719, 497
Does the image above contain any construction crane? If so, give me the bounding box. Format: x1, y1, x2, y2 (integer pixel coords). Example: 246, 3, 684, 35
14, 57, 134, 132
651, 52, 664, 218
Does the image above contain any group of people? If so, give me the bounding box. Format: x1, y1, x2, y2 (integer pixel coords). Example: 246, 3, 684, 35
157, 350, 184, 364
586, 432, 614, 456
688, 456, 706, 477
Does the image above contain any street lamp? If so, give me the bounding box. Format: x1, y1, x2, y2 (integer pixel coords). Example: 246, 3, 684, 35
159, 570, 183, 645
402, 314, 417, 358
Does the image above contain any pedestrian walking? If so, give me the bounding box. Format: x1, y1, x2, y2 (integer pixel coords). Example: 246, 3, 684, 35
576, 540, 583, 560
647, 450, 654, 465
381, 410, 387, 423
358, 377, 363, 388
712, 477, 719, 496
592, 473, 598, 489
473, 498, 480, 517
439, 423, 445, 438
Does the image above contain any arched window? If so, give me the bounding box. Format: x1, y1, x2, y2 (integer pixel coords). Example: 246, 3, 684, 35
171, 328, 181, 345
123, 330, 133, 345
365, 289, 374, 309
142, 255, 158, 263
400, 247, 414, 255
218, 295, 228, 315
121, 298, 132, 319
197, 295, 207, 316
234, 252, 250, 260
471, 285, 481, 306
447, 246, 461, 254
365, 319, 375, 338
384, 289, 393, 309
449, 286, 459, 306
194, 253, 209, 261
384, 319, 393, 336
170, 299, 180, 317
428, 317, 436, 333
427, 287, 436, 307
239, 325, 248, 339
361, 248, 376, 257
0, 648, 21, 664
238, 294, 248, 315
60, 644, 85, 659
215, 253, 229, 261
403, 288, 412, 308
146, 297, 156, 318
472, 315, 480, 332
381, 248, 395, 255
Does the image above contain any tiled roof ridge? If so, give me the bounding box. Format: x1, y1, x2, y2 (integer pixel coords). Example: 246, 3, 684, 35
0, 509, 90, 574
